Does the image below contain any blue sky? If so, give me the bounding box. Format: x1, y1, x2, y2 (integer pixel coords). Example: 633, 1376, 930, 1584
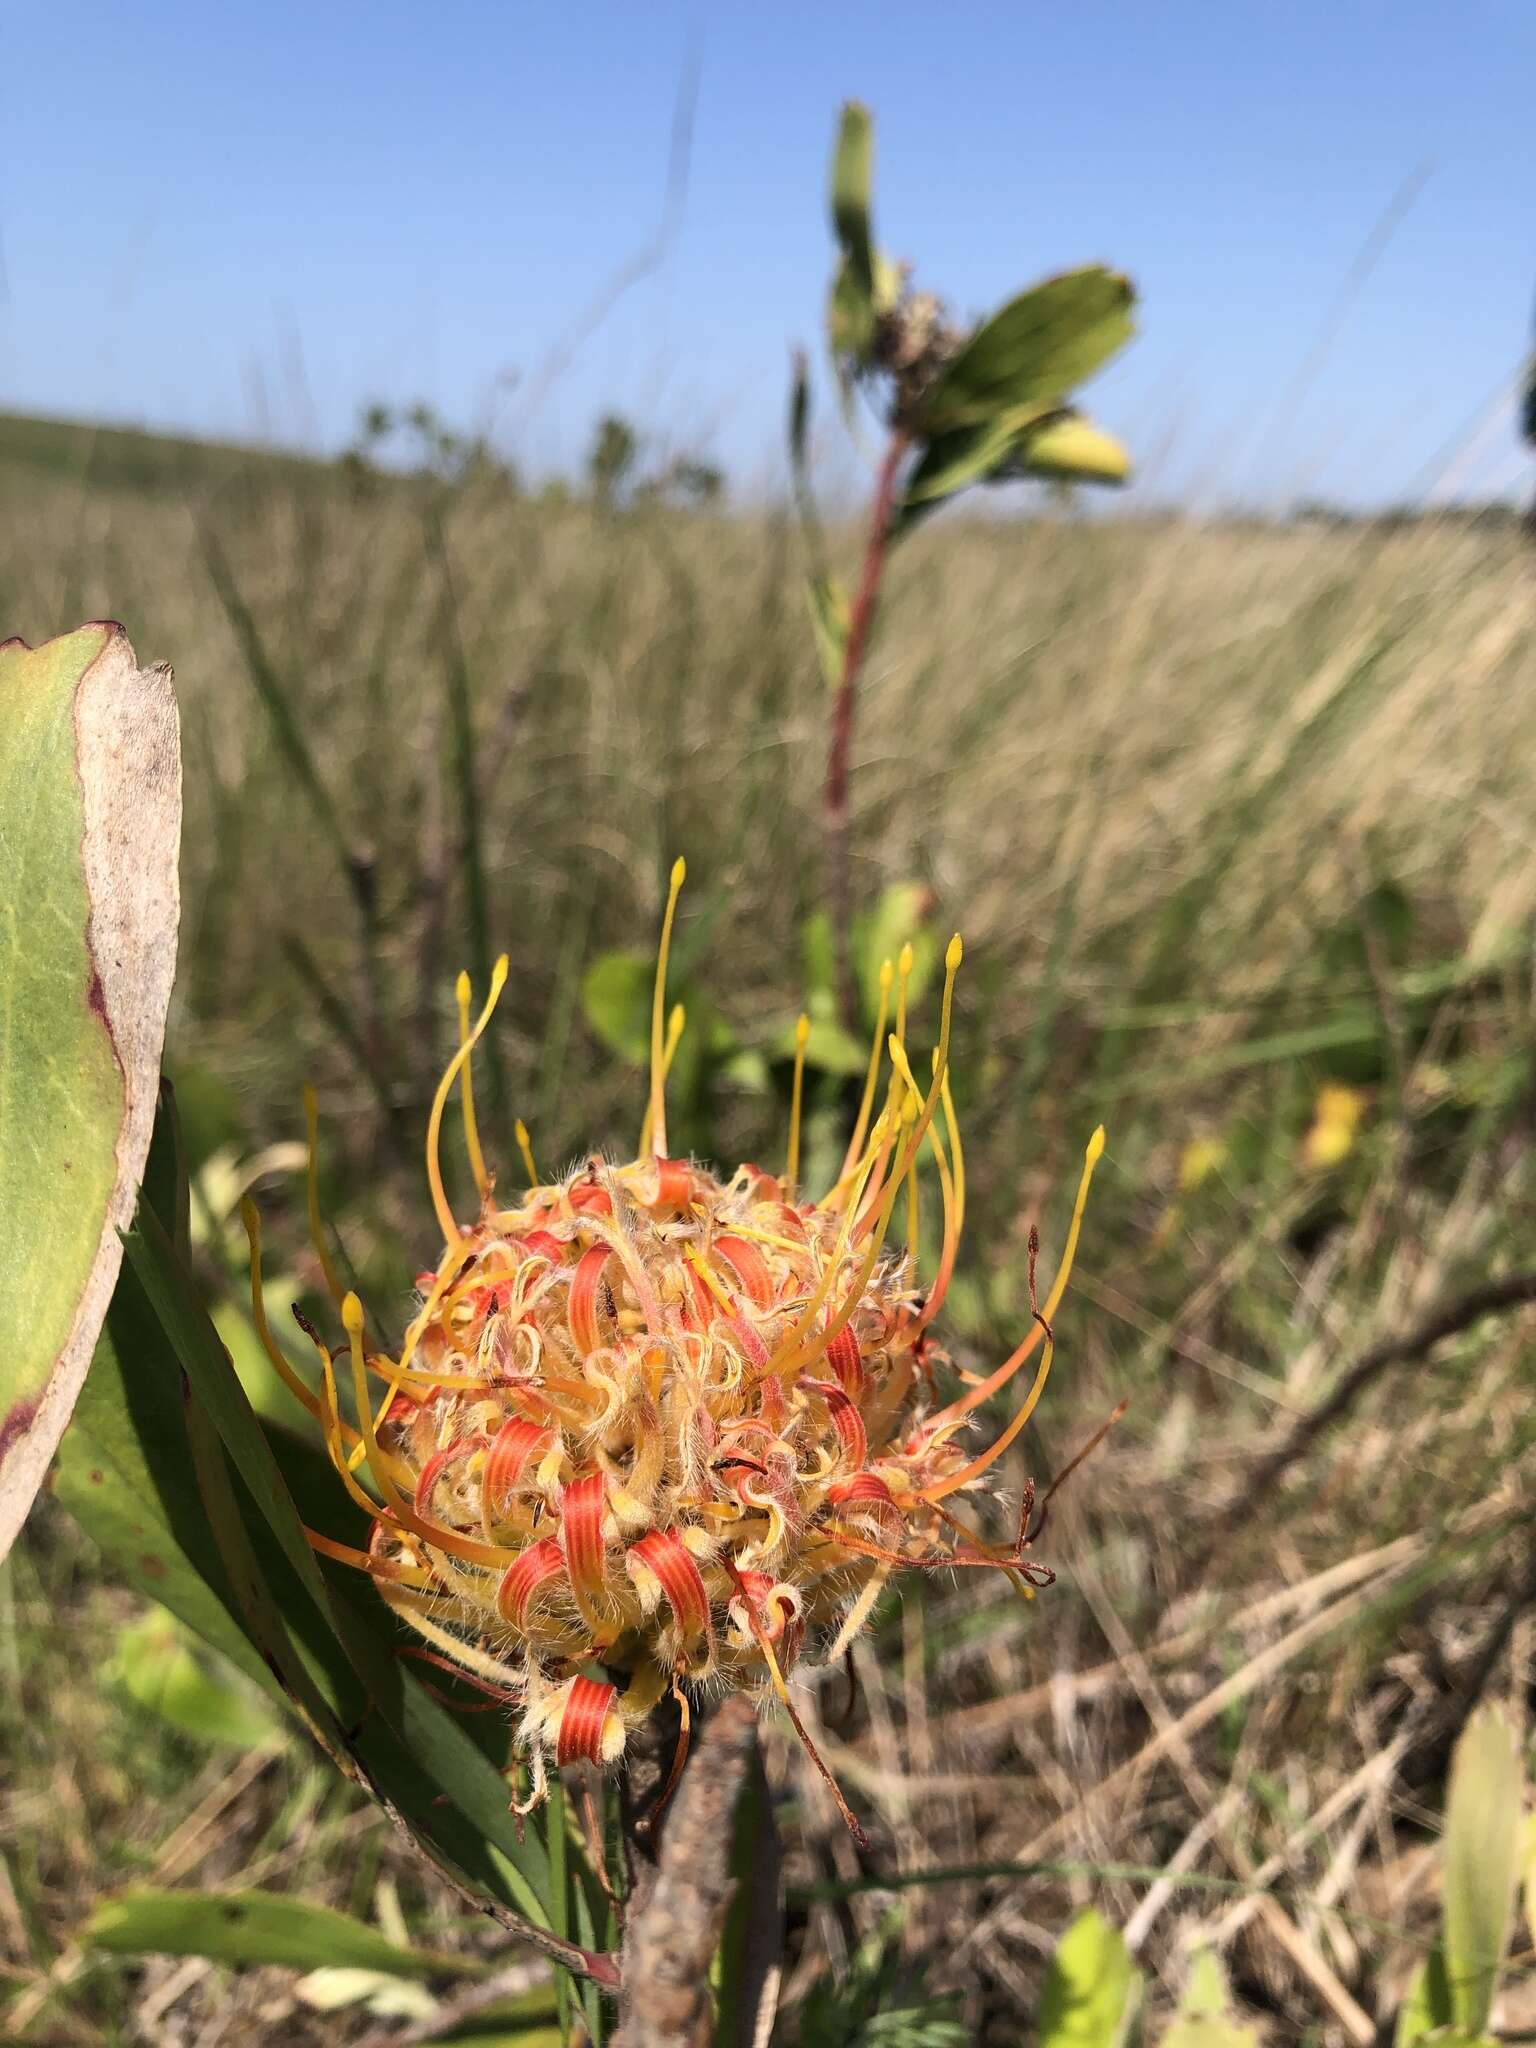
2, 1, 1532, 508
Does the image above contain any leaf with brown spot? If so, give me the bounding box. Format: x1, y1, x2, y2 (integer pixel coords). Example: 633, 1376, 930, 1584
0, 623, 180, 1559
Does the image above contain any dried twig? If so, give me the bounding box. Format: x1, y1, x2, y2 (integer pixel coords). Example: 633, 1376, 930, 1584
1214, 1271, 1536, 1540
1011, 1488, 1518, 1866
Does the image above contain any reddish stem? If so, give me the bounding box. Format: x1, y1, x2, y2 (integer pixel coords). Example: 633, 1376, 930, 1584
824, 430, 909, 1027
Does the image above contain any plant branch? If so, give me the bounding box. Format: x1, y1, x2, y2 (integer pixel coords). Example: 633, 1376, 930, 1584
824, 430, 908, 1028
1214, 1269, 1536, 1542
364, 1776, 621, 1992
612, 1696, 760, 2048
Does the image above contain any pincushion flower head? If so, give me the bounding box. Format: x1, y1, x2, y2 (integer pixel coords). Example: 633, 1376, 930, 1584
244, 862, 1102, 1838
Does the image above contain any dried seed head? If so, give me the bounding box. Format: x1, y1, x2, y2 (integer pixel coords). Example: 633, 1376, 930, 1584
868, 269, 968, 428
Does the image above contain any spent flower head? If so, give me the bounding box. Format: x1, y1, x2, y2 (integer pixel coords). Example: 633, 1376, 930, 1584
246, 863, 1101, 1836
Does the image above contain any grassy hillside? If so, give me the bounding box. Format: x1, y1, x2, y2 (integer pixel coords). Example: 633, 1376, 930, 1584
4, 416, 1535, 2043
0, 408, 329, 495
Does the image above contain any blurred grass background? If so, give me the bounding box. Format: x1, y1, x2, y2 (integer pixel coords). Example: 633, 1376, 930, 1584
3, 410, 1535, 2044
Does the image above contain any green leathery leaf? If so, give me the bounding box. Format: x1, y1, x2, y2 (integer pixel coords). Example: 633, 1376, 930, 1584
1037, 1910, 1141, 2048
1161, 1948, 1258, 2048
0, 624, 180, 1560
81, 1886, 484, 1978
856, 884, 939, 1020
111, 1606, 280, 1748
917, 267, 1135, 434
1441, 1705, 1523, 2035
579, 949, 735, 1137
1178, 1947, 1230, 2019
896, 405, 1128, 541
1010, 411, 1132, 485
1161, 2023, 1261, 2048
770, 1013, 867, 1079
581, 952, 653, 1063
899, 406, 1055, 522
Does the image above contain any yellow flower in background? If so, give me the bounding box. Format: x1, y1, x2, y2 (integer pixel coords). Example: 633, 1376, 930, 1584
244, 862, 1101, 1838
1302, 1083, 1367, 1170
1177, 1136, 1227, 1195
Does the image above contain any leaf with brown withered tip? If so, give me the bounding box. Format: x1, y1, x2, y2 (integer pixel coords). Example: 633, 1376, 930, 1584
0, 623, 180, 1560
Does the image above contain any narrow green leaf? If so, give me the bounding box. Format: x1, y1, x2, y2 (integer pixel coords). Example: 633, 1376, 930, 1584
789, 351, 812, 477
144, 1075, 193, 1264
807, 573, 850, 688
788, 353, 835, 611
830, 103, 874, 276
201, 533, 353, 879
800, 911, 837, 1005
1038, 1910, 1141, 2048
1110, 1013, 1386, 1095
179, 1322, 362, 1760
425, 2020, 563, 2048
55, 1237, 292, 1712
61, 1170, 574, 1959
1441, 1705, 1523, 2035
427, 503, 504, 1130
1396, 1948, 1455, 2044
547, 1774, 571, 2040
828, 102, 877, 363
917, 267, 1135, 434
82, 1886, 483, 1979
121, 1201, 558, 1927
0, 624, 180, 1559
713, 1737, 783, 2048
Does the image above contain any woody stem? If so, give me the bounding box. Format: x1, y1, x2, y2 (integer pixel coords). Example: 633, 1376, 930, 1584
824, 429, 909, 1030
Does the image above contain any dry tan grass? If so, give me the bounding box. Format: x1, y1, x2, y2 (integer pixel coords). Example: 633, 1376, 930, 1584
2, 446, 1534, 2043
